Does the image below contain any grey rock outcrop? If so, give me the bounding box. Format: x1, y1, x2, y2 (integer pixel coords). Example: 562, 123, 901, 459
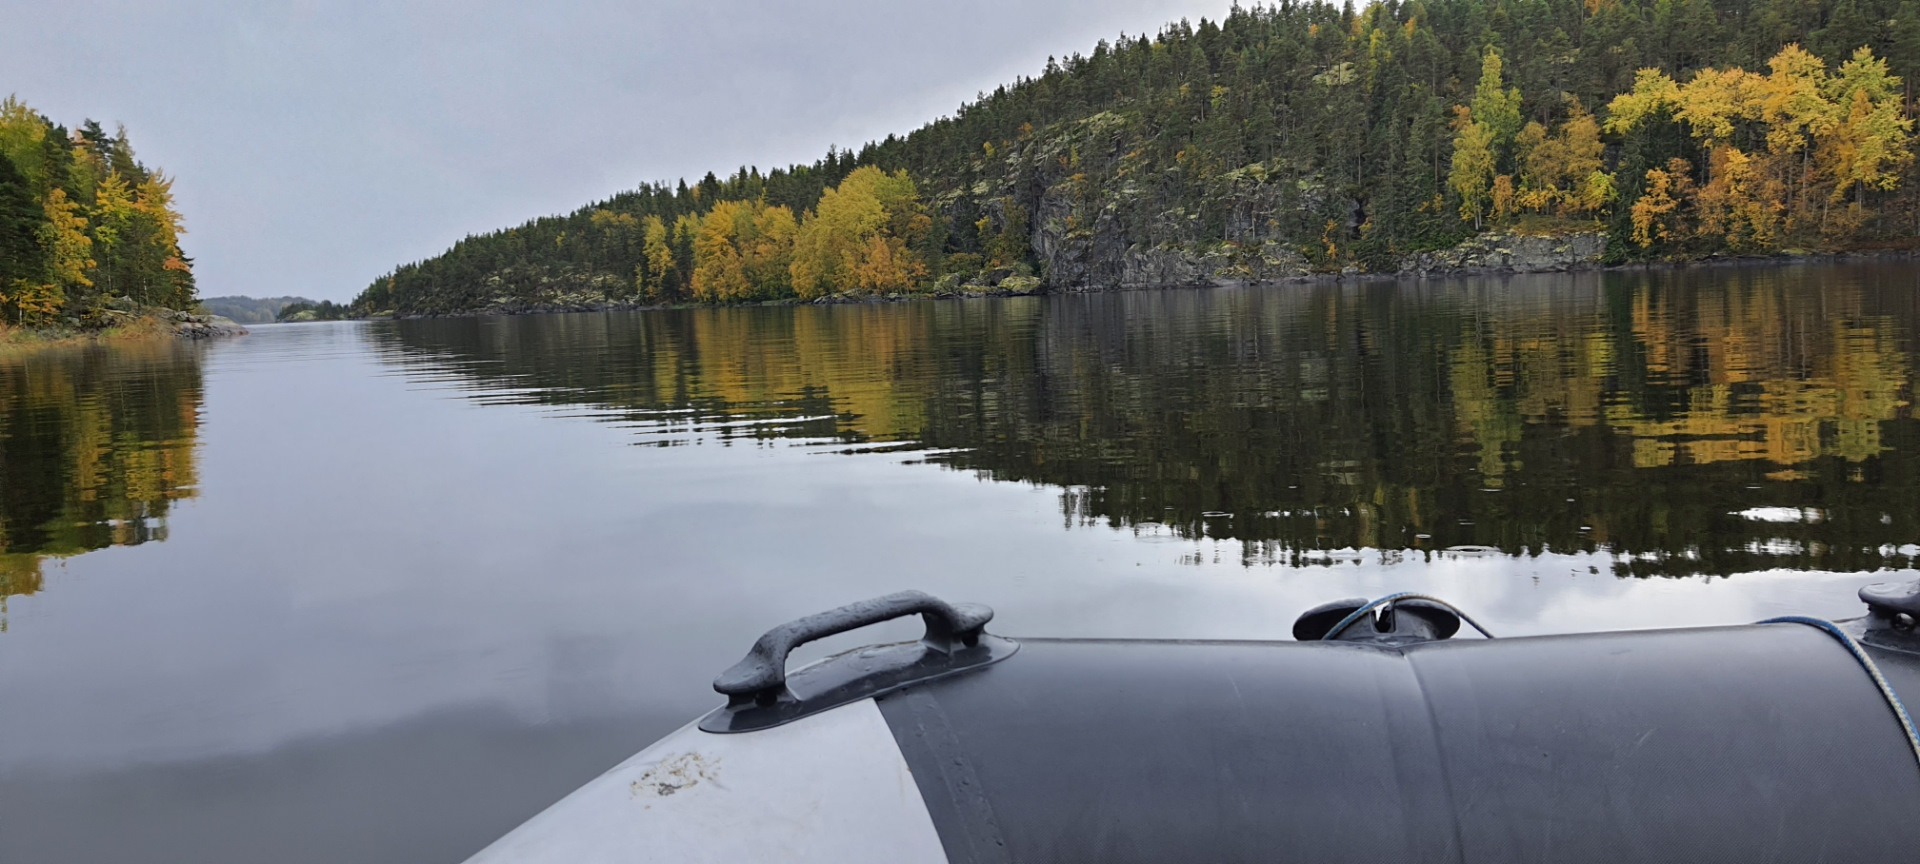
1398, 231, 1605, 276
943, 111, 1335, 294
168, 310, 248, 339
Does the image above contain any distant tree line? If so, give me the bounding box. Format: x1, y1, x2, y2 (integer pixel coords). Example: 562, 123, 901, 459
276, 300, 349, 322
0, 98, 196, 328
200, 295, 314, 324
357, 0, 1920, 315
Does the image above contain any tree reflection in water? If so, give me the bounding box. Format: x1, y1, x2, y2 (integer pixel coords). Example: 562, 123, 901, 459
373, 263, 1920, 578
0, 341, 202, 624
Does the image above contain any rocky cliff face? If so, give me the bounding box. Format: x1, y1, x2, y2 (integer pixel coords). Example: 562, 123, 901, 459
1025, 164, 1320, 291
932, 112, 1329, 293
955, 147, 1602, 289
940, 112, 1602, 294
1007, 172, 1318, 289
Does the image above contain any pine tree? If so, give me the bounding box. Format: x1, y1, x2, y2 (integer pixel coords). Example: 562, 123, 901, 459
0, 154, 45, 290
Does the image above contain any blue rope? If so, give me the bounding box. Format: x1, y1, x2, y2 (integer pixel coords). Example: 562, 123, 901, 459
1320, 592, 1498, 642
1759, 615, 1920, 771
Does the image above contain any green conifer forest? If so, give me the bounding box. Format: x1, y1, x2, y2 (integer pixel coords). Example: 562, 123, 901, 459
356, 0, 1920, 316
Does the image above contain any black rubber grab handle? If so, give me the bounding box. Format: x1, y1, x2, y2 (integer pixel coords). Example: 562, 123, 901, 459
713, 590, 994, 703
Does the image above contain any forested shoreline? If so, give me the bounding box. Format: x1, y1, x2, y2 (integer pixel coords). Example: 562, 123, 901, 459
0, 98, 197, 335
359, 0, 1920, 317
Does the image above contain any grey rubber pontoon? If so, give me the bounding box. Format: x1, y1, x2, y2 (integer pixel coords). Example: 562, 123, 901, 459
463, 580, 1920, 863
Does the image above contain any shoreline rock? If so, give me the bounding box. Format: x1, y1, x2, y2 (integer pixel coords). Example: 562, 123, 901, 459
172, 314, 248, 339
1397, 230, 1607, 276
0, 313, 244, 357
368, 242, 1920, 321
139, 307, 248, 339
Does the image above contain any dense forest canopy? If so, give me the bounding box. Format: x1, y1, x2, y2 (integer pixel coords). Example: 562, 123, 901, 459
356, 0, 1920, 316
0, 98, 196, 328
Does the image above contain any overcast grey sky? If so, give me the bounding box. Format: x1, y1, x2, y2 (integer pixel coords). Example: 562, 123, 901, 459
3, 1, 1238, 302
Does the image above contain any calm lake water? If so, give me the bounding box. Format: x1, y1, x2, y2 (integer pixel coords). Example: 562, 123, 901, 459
4, 262, 1919, 862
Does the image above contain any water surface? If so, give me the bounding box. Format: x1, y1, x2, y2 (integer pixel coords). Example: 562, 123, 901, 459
3, 262, 1916, 862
